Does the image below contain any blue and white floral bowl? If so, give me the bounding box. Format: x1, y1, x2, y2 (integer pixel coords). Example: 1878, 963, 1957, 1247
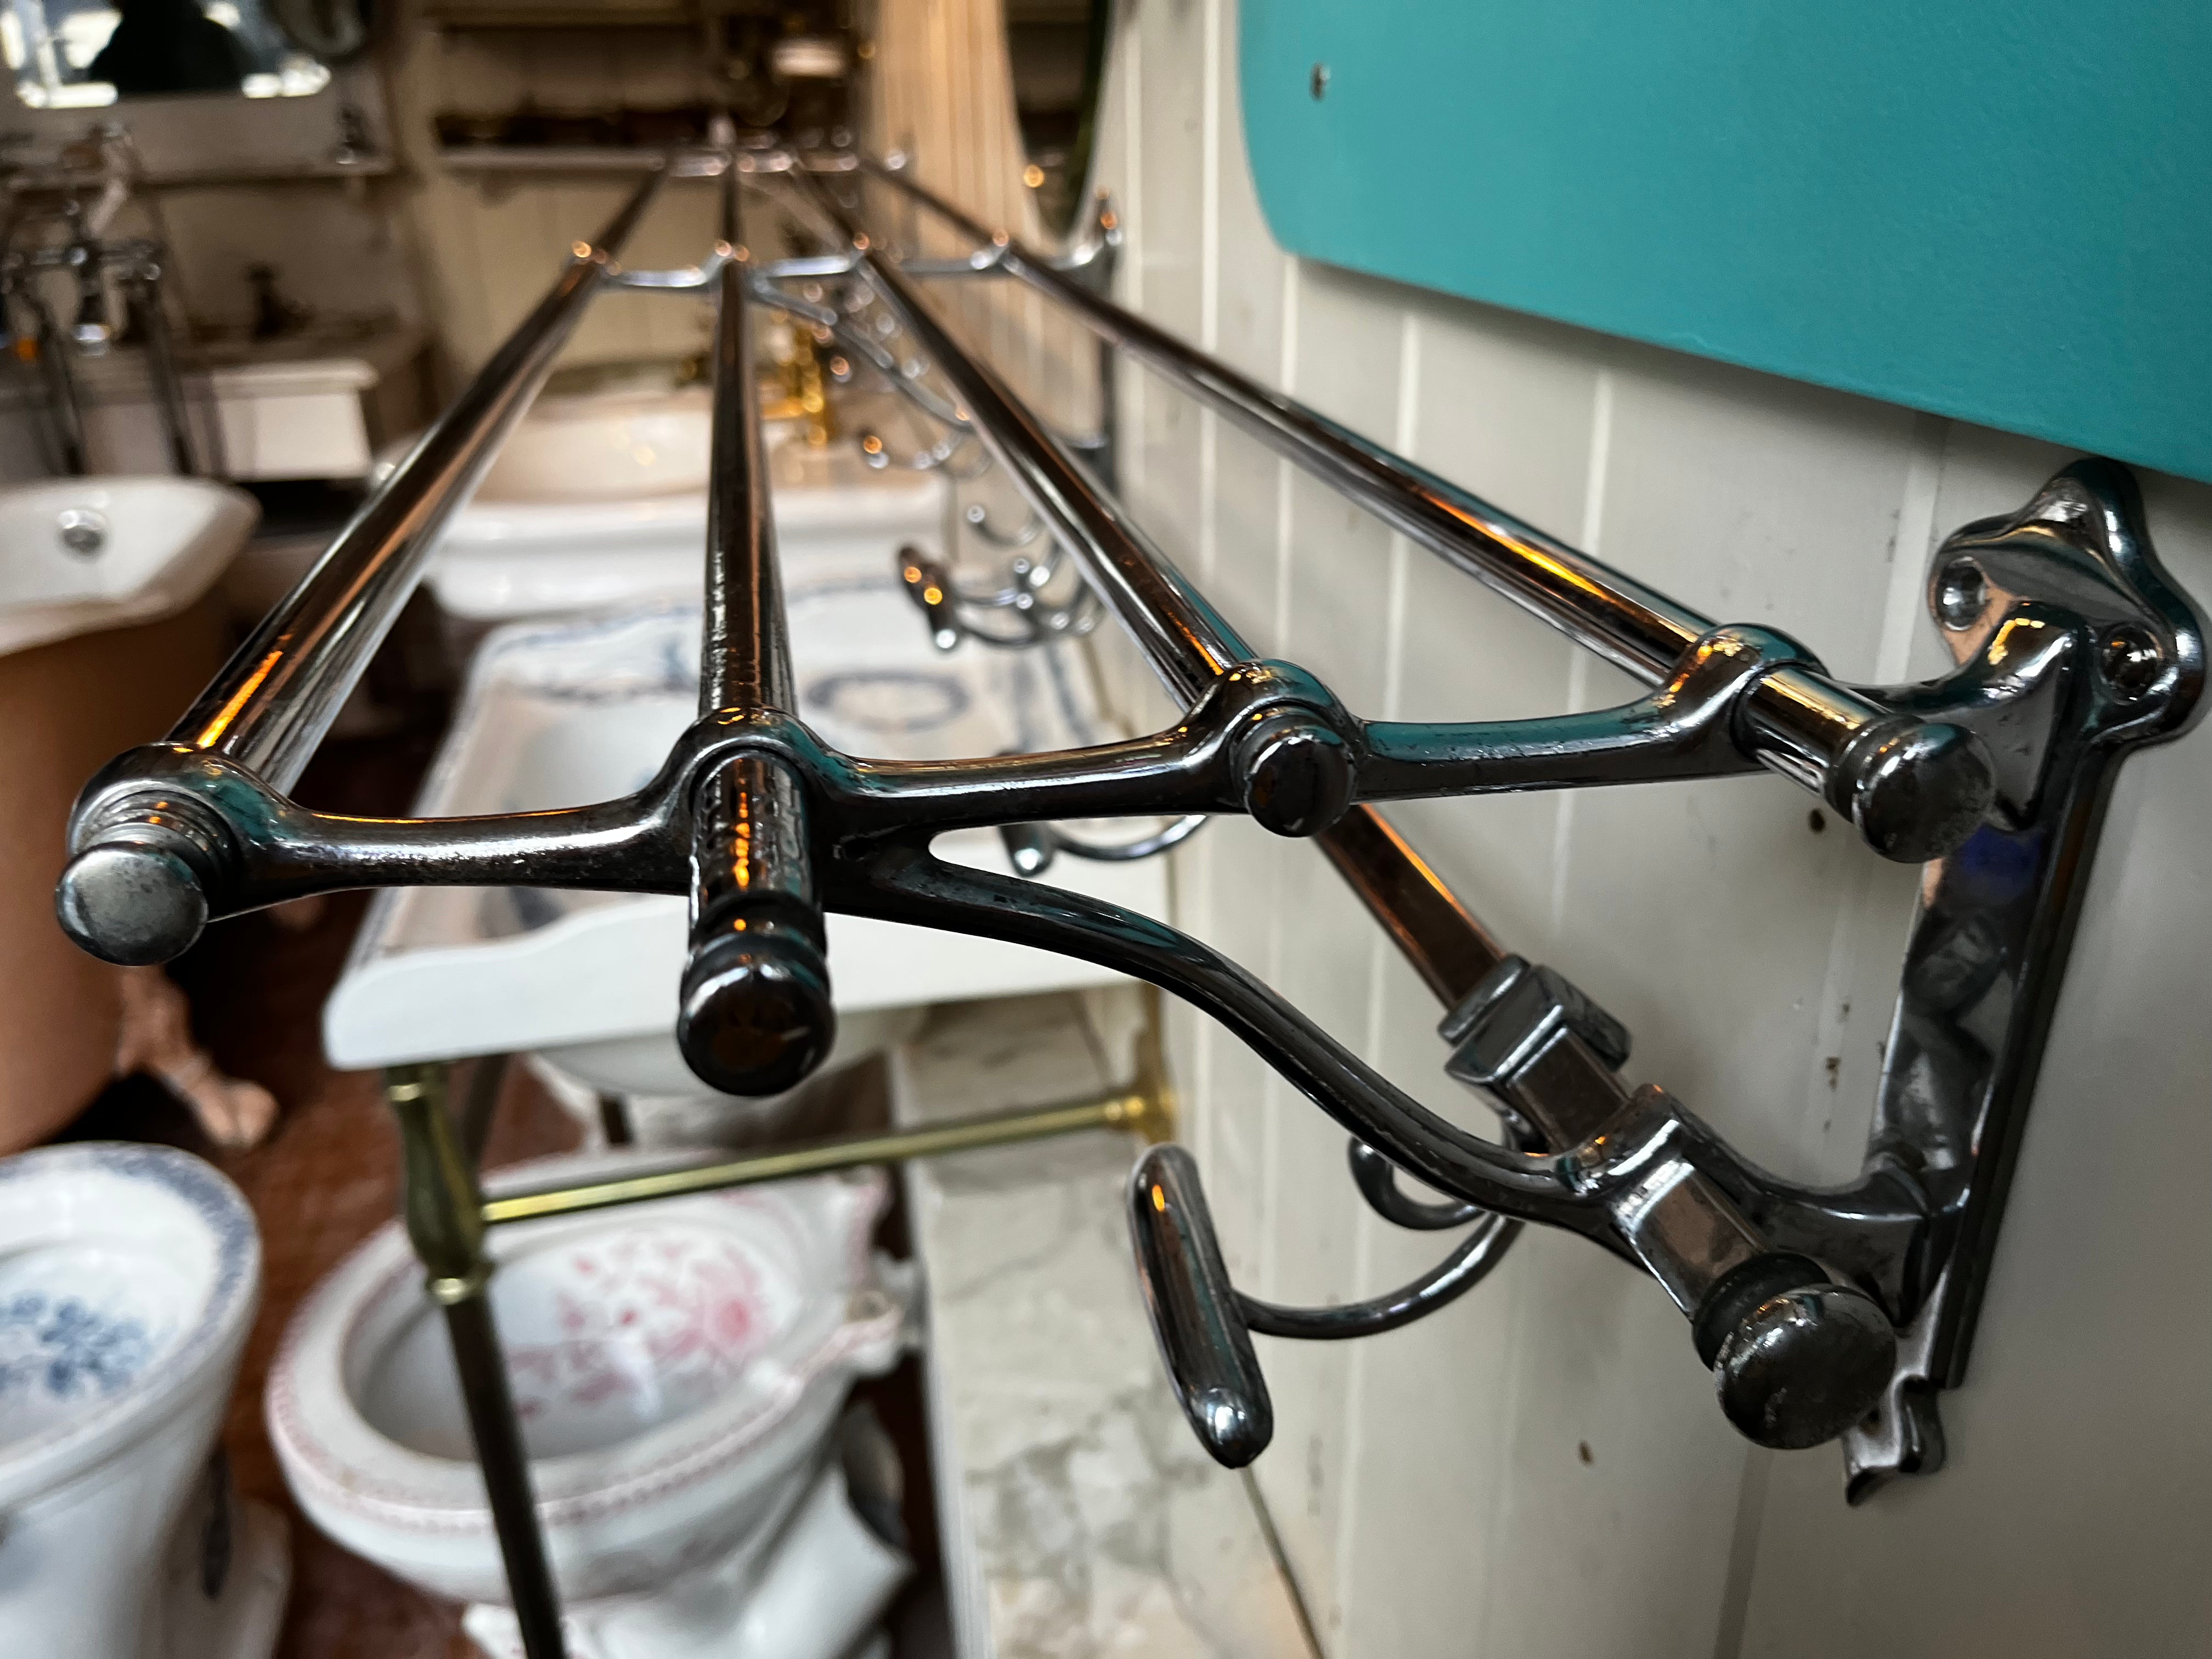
0, 1143, 269, 1658
0, 1143, 258, 1500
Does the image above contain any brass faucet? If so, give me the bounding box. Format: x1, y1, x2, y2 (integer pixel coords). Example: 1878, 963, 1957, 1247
758, 319, 835, 445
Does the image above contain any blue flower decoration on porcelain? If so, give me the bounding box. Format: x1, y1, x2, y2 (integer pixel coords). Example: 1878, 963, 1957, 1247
0, 1291, 154, 1401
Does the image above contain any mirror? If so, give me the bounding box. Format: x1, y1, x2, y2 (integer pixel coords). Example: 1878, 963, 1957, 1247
0, 0, 362, 108
1003, 0, 1109, 240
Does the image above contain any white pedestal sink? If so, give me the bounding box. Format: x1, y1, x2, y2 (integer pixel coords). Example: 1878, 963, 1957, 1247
324, 590, 1172, 1122
423, 387, 947, 622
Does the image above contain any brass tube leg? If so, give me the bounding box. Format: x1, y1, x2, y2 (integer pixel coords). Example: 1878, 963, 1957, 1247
385, 1063, 568, 1659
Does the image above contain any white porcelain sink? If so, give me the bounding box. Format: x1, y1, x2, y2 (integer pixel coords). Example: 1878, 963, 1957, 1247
472, 384, 714, 503
324, 592, 1171, 1088
425, 389, 946, 622
0, 477, 258, 657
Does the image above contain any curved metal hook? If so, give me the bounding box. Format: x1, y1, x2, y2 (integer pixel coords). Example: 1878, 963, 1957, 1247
1049, 812, 1207, 863
1235, 1214, 1521, 1340
897, 544, 1103, 650
1347, 1137, 1489, 1229
966, 499, 1045, 550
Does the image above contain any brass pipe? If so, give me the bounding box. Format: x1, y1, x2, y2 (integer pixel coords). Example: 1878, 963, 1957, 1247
483, 1079, 1172, 1229
385, 1062, 569, 1659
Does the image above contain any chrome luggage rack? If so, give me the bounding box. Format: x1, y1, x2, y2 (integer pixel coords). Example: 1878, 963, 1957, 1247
53, 145, 2205, 1655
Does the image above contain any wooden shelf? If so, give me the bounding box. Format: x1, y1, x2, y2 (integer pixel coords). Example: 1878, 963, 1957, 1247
148, 157, 397, 188
4, 156, 396, 191
420, 3, 697, 30
437, 145, 731, 175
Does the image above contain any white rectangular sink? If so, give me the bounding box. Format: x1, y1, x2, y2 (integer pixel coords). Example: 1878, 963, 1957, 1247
324, 589, 1172, 1081
424, 391, 947, 622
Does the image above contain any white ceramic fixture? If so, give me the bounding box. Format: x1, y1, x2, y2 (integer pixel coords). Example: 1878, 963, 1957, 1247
472, 383, 714, 501
0, 330, 425, 483
0, 1143, 287, 1659
0, 475, 257, 657
463, 1451, 910, 1659
424, 390, 946, 622
266, 1155, 905, 1657
322, 595, 1172, 1115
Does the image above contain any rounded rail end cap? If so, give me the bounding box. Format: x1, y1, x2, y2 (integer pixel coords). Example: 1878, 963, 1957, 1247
1835, 718, 1995, 864
1188, 1384, 1273, 1469
55, 842, 208, 966
678, 918, 837, 1097
1696, 1254, 1897, 1450
1238, 715, 1354, 838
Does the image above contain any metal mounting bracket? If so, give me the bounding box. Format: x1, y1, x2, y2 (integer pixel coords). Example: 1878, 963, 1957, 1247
1842, 460, 2206, 1500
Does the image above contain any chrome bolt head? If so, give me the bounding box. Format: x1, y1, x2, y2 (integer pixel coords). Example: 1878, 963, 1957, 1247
2098, 622, 2163, 698
1933, 559, 1987, 631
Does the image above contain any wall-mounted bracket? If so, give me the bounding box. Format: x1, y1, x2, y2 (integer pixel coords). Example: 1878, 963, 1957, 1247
1842, 460, 2206, 1499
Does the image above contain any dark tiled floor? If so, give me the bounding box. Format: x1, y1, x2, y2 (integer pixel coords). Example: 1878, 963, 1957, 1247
61, 729, 950, 1658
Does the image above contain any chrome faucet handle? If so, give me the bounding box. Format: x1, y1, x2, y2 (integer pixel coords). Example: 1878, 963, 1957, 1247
1441, 958, 1898, 1448
1127, 1143, 1273, 1467
65, 235, 110, 356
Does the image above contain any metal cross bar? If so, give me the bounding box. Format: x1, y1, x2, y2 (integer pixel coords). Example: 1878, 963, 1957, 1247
482, 1051, 1173, 1229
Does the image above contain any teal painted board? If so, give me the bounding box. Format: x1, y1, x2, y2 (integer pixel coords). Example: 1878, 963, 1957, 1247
1242, 4, 2212, 482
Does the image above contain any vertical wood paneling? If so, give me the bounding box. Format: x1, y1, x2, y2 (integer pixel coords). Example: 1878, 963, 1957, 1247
1248, 258, 1407, 1632
1107, 3, 2212, 1657
1736, 444, 2212, 1659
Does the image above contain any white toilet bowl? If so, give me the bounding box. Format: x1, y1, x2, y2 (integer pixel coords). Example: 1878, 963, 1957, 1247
0, 1143, 286, 1659
266, 1156, 905, 1653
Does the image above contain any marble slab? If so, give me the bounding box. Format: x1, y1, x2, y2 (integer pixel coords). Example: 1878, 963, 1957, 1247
895, 991, 1317, 1659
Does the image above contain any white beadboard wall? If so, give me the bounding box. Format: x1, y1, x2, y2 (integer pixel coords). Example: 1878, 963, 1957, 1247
389, 26, 725, 381
1070, 2, 2212, 1655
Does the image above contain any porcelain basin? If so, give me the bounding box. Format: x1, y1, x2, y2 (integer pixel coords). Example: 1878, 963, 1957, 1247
324, 592, 1173, 1083
0, 477, 258, 657
425, 390, 946, 622
472, 385, 715, 504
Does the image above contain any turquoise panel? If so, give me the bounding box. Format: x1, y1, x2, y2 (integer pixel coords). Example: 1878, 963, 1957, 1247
1242, 3, 2212, 481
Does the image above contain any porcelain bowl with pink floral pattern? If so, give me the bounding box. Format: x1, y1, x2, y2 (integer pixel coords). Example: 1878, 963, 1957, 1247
264, 1154, 902, 1617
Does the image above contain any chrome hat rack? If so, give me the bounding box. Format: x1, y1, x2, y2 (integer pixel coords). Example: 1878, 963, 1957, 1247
53, 144, 2205, 1655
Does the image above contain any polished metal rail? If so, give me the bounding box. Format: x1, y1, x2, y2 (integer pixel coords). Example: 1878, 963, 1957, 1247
49, 146, 2193, 1573
54, 167, 667, 967
178, 168, 668, 789
679, 164, 837, 1097
862, 158, 1993, 864
794, 169, 1248, 703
